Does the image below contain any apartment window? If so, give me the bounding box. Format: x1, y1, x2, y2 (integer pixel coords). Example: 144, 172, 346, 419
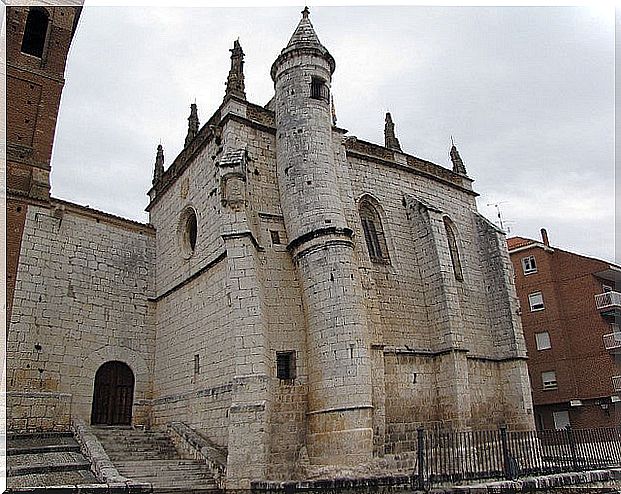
21, 8, 49, 58
528, 292, 545, 311
542, 371, 557, 390
276, 351, 296, 381
535, 331, 551, 350
553, 410, 570, 430
522, 255, 537, 275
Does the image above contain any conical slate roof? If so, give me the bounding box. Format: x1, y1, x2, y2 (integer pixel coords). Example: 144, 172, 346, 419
286, 7, 324, 49
271, 7, 335, 80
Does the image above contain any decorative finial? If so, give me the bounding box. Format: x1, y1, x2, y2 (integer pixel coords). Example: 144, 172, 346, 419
153, 143, 165, 185
185, 103, 200, 147
384, 112, 402, 152
449, 138, 467, 175
302, 6, 310, 19
226, 39, 246, 100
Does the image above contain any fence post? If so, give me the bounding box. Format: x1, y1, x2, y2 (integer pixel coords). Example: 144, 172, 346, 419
566, 426, 578, 471
417, 427, 425, 491
500, 425, 512, 480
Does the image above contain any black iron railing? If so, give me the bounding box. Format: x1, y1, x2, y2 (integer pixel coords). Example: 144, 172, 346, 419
413, 426, 621, 490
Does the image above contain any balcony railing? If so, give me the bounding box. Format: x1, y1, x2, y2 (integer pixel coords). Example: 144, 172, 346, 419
595, 291, 621, 311
603, 328, 621, 352
613, 376, 621, 392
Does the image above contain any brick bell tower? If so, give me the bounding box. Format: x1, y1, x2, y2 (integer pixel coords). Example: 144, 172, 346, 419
271, 7, 374, 466
6, 5, 82, 319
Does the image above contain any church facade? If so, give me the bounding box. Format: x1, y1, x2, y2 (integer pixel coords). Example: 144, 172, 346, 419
7, 6, 534, 487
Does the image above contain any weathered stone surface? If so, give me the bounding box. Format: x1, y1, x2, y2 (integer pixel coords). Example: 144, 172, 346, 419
7, 7, 535, 490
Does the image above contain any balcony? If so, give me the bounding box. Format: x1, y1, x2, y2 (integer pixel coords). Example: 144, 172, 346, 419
595, 291, 621, 312
603, 327, 621, 352
613, 376, 621, 393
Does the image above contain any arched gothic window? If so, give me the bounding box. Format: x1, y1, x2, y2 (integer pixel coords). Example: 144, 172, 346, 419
359, 200, 389, 263
21, 8, 49, 58
444, 217, 463, 281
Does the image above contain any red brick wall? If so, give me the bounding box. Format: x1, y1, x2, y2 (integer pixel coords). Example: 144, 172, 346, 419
6, 6, 81, 322
6, 6, 80, 199
535, 400, 621, 430
510, 243, 620, 429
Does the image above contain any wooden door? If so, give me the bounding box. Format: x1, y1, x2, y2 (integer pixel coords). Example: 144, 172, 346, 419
91, 361, 134, 425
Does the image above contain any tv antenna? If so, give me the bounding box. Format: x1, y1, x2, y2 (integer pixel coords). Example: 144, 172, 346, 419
486, 202, 510, 232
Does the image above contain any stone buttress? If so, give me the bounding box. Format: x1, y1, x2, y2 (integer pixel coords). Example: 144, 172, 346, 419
271, 8, 374, 466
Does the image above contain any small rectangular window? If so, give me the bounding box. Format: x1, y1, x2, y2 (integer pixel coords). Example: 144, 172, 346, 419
535, 331, 551, 350
194, 354, 200, 375
542, 370, 557, 390
522, 255, 537, 275
528, 292, 545, 311
276, 351, 296, 381
310, 77, 329, 101
553, 410, 570, 430
270, 230, 281, 245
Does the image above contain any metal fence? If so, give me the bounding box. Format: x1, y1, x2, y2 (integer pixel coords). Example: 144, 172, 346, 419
413, 426, 621, 489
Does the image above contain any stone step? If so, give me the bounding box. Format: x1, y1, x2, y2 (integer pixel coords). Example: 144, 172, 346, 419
119, 466, 213, 474
92, 427, 217, 490
139, 481, 217, 490
98, 438, 173, 445
7, 443, 81, 456
124, 475, 216, 484
156, 489, 220, 494
119, 465, 212, 472
101, 445, 177, 453
6, 469, 99, 489
120, 471, 215, 480
107, 452, 179, 459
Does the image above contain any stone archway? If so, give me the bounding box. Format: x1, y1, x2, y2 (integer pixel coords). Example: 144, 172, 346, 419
91, 361, 134, 425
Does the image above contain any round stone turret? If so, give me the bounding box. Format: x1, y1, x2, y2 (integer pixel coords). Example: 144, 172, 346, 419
272, 8, 373, 468
271, 7, 345, 242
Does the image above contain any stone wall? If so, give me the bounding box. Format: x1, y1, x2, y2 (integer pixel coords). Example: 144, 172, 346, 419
7, 203, 155, 429
268, 382, 308, 480
151, 257, 233, 447
344, 142, 532, 432
7, 391, 72, 432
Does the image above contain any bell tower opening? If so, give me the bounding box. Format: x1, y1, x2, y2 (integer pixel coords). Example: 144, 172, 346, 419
91, 361, 135, 426
21, 8, 49, 58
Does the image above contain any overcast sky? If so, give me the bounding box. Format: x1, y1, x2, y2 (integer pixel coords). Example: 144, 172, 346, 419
50, 4, 616, 263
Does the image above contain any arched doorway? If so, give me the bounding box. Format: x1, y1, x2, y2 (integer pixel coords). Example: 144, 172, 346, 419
91, 361, 134, 425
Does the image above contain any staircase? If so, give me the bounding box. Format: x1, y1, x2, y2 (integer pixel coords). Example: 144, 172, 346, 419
94, 427, 219, 493
7, 432, 100, 488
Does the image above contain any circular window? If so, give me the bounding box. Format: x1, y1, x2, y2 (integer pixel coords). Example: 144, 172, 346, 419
178, 207, 198, 258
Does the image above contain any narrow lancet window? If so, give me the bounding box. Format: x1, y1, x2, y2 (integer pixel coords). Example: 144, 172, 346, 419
444, 217, 463, 281
359, 200, 389, 263
21, 8, 49, 58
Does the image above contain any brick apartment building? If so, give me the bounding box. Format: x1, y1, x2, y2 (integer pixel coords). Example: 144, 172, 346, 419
508, 229, 621, 430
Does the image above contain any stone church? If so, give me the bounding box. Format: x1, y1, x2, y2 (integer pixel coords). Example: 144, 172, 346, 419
7, 5, 534, 488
